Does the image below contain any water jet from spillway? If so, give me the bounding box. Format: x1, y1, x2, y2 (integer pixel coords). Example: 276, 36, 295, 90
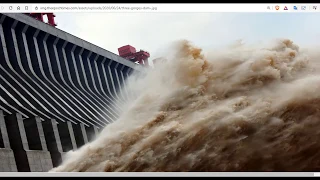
51, 39, 320, 172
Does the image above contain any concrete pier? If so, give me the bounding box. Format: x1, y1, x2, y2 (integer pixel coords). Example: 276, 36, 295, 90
0, 110, 17, 172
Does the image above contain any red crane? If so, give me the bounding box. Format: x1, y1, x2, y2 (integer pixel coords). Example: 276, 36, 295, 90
118, 45, 150, 66
24, 13, 57, 27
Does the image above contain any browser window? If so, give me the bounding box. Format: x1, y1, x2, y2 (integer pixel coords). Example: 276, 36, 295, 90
0, 3, 320, 177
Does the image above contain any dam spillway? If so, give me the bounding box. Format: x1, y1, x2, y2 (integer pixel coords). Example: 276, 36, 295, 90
0, 13, 140, 172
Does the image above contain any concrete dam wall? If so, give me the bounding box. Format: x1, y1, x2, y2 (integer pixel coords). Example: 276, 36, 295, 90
0, 13, 140, 172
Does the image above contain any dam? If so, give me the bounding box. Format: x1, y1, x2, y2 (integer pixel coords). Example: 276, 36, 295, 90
0, 13, 141, 172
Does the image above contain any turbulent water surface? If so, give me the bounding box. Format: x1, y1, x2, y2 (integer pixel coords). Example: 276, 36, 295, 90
51, 39, 320, 172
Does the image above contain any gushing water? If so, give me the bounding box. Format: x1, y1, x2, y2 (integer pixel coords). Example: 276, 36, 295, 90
51, 39, 320, 171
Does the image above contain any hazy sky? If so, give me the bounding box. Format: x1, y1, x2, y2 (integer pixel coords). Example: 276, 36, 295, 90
54, 12, 320, 63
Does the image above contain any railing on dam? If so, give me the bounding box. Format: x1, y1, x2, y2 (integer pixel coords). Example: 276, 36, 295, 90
0, 13, 141, 172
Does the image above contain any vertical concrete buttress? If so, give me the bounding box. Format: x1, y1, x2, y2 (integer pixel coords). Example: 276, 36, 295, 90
0, 110, 17, 172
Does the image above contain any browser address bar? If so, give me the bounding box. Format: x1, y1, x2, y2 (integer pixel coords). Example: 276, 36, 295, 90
31, 3, 279, 12
34, 4, 159, 12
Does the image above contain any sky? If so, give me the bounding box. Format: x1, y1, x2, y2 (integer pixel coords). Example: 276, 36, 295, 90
53, 12, 320, 65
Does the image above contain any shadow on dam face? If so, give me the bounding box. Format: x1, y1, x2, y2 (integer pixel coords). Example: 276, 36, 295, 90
71, 123, 85, 149
23, 117, 43, 151
57, 121, 73, 153
41, 119, 63, 167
